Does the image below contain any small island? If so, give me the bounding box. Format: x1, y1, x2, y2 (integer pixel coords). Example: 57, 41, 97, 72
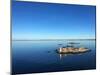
56, 42, 90, 54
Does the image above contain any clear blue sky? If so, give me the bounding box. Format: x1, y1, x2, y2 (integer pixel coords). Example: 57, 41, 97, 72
12, 1, 96, 40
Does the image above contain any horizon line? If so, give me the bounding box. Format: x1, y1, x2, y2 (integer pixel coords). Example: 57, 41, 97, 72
12, 39, 96, 41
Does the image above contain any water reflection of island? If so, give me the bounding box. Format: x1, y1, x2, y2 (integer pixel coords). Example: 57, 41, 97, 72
59, 53, 88, 59
59, 54, 72, 59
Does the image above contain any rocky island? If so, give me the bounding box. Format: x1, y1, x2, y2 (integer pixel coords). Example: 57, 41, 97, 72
56, 42, 90, 54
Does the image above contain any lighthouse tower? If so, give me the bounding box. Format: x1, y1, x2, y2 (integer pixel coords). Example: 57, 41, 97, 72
59, 47, 62, 53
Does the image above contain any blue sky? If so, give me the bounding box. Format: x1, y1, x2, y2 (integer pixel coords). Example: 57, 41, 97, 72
12, 1, 96, 40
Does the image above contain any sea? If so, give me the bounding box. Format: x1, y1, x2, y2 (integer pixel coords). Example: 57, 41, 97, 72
12, 40, 96, 74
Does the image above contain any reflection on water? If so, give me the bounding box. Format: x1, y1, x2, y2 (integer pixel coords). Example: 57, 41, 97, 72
58, 52, 90, 60
12, 40, 96, 74
59, 54, 67, 59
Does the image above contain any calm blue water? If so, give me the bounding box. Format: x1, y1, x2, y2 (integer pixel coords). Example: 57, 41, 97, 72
12, 40, 96, 74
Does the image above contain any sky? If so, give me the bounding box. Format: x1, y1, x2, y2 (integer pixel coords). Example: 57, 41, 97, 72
12, 1, 96, 40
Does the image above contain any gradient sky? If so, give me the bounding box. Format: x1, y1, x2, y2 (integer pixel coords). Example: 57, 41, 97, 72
12, 1, 96, 40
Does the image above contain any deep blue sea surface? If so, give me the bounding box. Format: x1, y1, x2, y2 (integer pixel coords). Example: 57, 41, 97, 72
12, 40, 96, 74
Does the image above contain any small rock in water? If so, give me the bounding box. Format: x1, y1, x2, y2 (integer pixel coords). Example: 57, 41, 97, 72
58, 44, 62, 45
47, 51, 51, 53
